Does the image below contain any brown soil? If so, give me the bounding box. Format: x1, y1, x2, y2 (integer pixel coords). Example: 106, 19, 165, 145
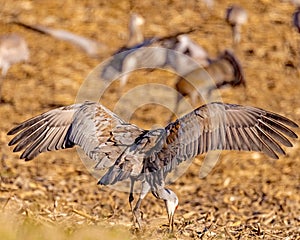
0, 0, 300, 239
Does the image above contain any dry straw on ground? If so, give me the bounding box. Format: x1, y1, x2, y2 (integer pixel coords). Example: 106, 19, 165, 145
0, 0, 299, 239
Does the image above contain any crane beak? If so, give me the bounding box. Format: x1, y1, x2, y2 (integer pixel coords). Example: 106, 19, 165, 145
165, 200, 178, 233
168, 211, 175, 233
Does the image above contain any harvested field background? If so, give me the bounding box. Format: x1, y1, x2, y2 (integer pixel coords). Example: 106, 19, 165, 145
0, 0, 300, 239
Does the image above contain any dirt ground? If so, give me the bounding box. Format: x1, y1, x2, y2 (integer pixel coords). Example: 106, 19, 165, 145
0, 0, 300, 239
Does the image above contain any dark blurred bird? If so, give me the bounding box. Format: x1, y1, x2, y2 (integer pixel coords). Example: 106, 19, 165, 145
293, 7, 300, 33
225, 5, 248, 45
0, 33, 29, 99
101, 13, 158, 89
100, 13, 204, 90
8, 101, 298, 232
173, 50, 246, 116
292, 7, 300, 69
100, 33, 206, 88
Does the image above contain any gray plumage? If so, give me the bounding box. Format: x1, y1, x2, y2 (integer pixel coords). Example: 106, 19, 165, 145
8, 101, 298, 231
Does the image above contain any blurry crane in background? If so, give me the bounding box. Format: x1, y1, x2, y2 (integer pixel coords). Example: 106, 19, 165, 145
169, 34, 211, 74
172, 50, 246, 119
101, 13, 155, 89
101, 14, 208, 93
292, 7, 300, 68
12, 15, 147, 95
7, 101, 298, 232
126, 13, 145, 48
225, 5, 248, 45
12, 21, 106, 58
293, 7, 300, 33
0, 34, 29, 100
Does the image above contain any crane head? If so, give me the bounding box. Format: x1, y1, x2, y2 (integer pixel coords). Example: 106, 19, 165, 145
164, 189, 179, 232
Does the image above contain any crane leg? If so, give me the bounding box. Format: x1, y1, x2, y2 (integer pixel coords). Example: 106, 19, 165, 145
129, 178, 139, 228
132, 181, 150, 229
129, 178, 135, 212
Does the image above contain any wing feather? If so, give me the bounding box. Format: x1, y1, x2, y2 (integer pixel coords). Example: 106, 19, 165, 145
158, 102, 298, 175
260, 116, 297, 139
236, 128, 251, 151
8, 102, 144, 171
258, 119, 294, 147
244, 127, 261, 152
12, 124, 47, 152
225, 126, 234, 149
43, 127, 61, 151
20, 128, 51, 160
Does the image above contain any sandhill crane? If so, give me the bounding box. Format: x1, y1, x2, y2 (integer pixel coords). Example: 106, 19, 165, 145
171, 34, 211, 74
293, 7, 300, 33
225, 5, 248, 45
13, 21, 106, 58
127, 13, 145, 48
100, 13, 159, 89
173, 50, 245, 117
8, 101, 298, 232
0, 34, 29, 99
100, 38, 162, 90
100, 13, 205, 90
292, 7, 300, 68
101, 30, 204, 91
176, 35, 210, 66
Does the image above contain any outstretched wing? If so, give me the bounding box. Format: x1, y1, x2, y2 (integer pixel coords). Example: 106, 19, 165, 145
7, 101, 145, 170
99, 102, 298, 187
151, 102, 298, 176
8, 101, 298, 187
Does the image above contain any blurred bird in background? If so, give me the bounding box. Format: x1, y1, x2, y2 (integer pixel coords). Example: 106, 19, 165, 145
0, 33, 29, 100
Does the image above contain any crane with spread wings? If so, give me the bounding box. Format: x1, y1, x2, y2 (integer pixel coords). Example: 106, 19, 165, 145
7, 101, 298, 232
